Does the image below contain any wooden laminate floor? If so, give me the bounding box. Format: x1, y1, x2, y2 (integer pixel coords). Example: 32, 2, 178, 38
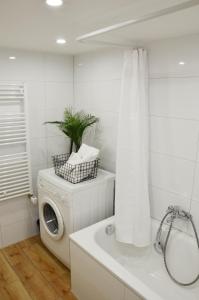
0, 235, 77, 300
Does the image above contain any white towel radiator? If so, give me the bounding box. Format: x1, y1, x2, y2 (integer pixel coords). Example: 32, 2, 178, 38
0, 83, 32, 201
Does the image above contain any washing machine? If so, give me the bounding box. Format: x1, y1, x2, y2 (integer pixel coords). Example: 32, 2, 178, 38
38, 168, 115, 267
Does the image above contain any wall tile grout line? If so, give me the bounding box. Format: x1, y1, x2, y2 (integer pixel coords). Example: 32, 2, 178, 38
44, 81, 49, 169
150, 75, 199, 79
150, 114, 199, 122
73, 77, 122, 83
150, 184, 191, 200
72, 56, 76, 109
150, 150, 196, 163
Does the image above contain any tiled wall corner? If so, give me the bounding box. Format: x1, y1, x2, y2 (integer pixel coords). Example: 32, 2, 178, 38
74, 34, 199, 235
74, 48, 124, 172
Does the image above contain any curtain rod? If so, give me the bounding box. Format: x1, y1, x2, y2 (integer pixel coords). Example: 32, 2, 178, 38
76, 0, 199, 46
78, 39, 135, 48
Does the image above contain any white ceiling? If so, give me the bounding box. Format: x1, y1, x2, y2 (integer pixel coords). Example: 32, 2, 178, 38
91, 3, 199, 48
0, 0, 199, 54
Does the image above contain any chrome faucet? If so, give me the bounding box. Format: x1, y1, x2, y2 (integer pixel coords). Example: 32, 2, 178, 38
166, 206, 192, 222
154, 205, 199, 286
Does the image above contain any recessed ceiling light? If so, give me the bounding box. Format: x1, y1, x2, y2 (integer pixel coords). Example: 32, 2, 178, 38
56, 38, 66, 44
179, 61, 185, 65
9, 56, 16, 60
46, 0, 63, 7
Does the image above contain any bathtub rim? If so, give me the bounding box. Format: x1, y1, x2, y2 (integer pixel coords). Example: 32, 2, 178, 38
70, 216, 163, 300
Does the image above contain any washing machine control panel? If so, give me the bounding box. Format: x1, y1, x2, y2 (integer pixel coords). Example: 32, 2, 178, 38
38, 176, 70, 206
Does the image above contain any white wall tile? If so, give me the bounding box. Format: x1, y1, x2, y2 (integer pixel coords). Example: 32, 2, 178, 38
27, 82, 46, 110
0, 206, 30, 225
192, 163, 199, 202
0, 49, 44, 81
150, 186, 190, 221
1, 218, 38, 248
74, 82, 91, 110
29, 108, 46, 138
197, 134, 199, 162
150, 116, 199, 160
74, 48, 123, 82
0, 197, 28, 218
32, 165, 42, 195
75, 80, 121, 113
30, 137, 47, 167
44, 121, 62, 138
0, 195, 39, 247
189, 200, 199, 236
83, 110, 118, 172
100, 157, 116, 173
150, 78, 199, 120
44, 53, 73, 82
46, 82, 73, 109
150, 152, 195, 198
148, 34, 199, 77
44, 108, 65, 137
47, 136, 70, 167
95, 113, 118, 162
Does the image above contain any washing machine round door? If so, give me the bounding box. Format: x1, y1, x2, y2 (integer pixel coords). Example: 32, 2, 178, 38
41, 197, 64, 240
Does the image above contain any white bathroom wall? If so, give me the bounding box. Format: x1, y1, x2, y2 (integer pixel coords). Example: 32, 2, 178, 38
1, 33, 199, 247
74, 34, 199, 234
148, 34, 199, 234
0, 48, 73, 247
74, 48, 124, 172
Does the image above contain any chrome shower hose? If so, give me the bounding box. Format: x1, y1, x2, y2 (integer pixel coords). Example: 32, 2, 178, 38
155, 207, 199, 286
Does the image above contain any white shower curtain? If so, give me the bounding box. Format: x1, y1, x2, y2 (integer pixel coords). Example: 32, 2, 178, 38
115, 48, 151, 247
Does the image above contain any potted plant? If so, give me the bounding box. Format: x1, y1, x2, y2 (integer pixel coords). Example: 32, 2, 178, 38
45, 107, 99, 154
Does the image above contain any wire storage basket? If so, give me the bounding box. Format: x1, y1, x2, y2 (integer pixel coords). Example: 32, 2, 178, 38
52, 153, 100, 184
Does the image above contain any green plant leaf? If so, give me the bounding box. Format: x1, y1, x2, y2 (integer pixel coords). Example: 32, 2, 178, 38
45, 107, 99, 153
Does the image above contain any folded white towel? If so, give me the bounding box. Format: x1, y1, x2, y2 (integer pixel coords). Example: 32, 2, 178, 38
57, 144, 99, 183
67, 152, 82, 165
70, 144, 99, 182
78, 143, 99, 162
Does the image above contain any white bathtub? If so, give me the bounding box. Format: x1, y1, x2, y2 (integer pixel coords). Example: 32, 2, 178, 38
70, 217, 199, 300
